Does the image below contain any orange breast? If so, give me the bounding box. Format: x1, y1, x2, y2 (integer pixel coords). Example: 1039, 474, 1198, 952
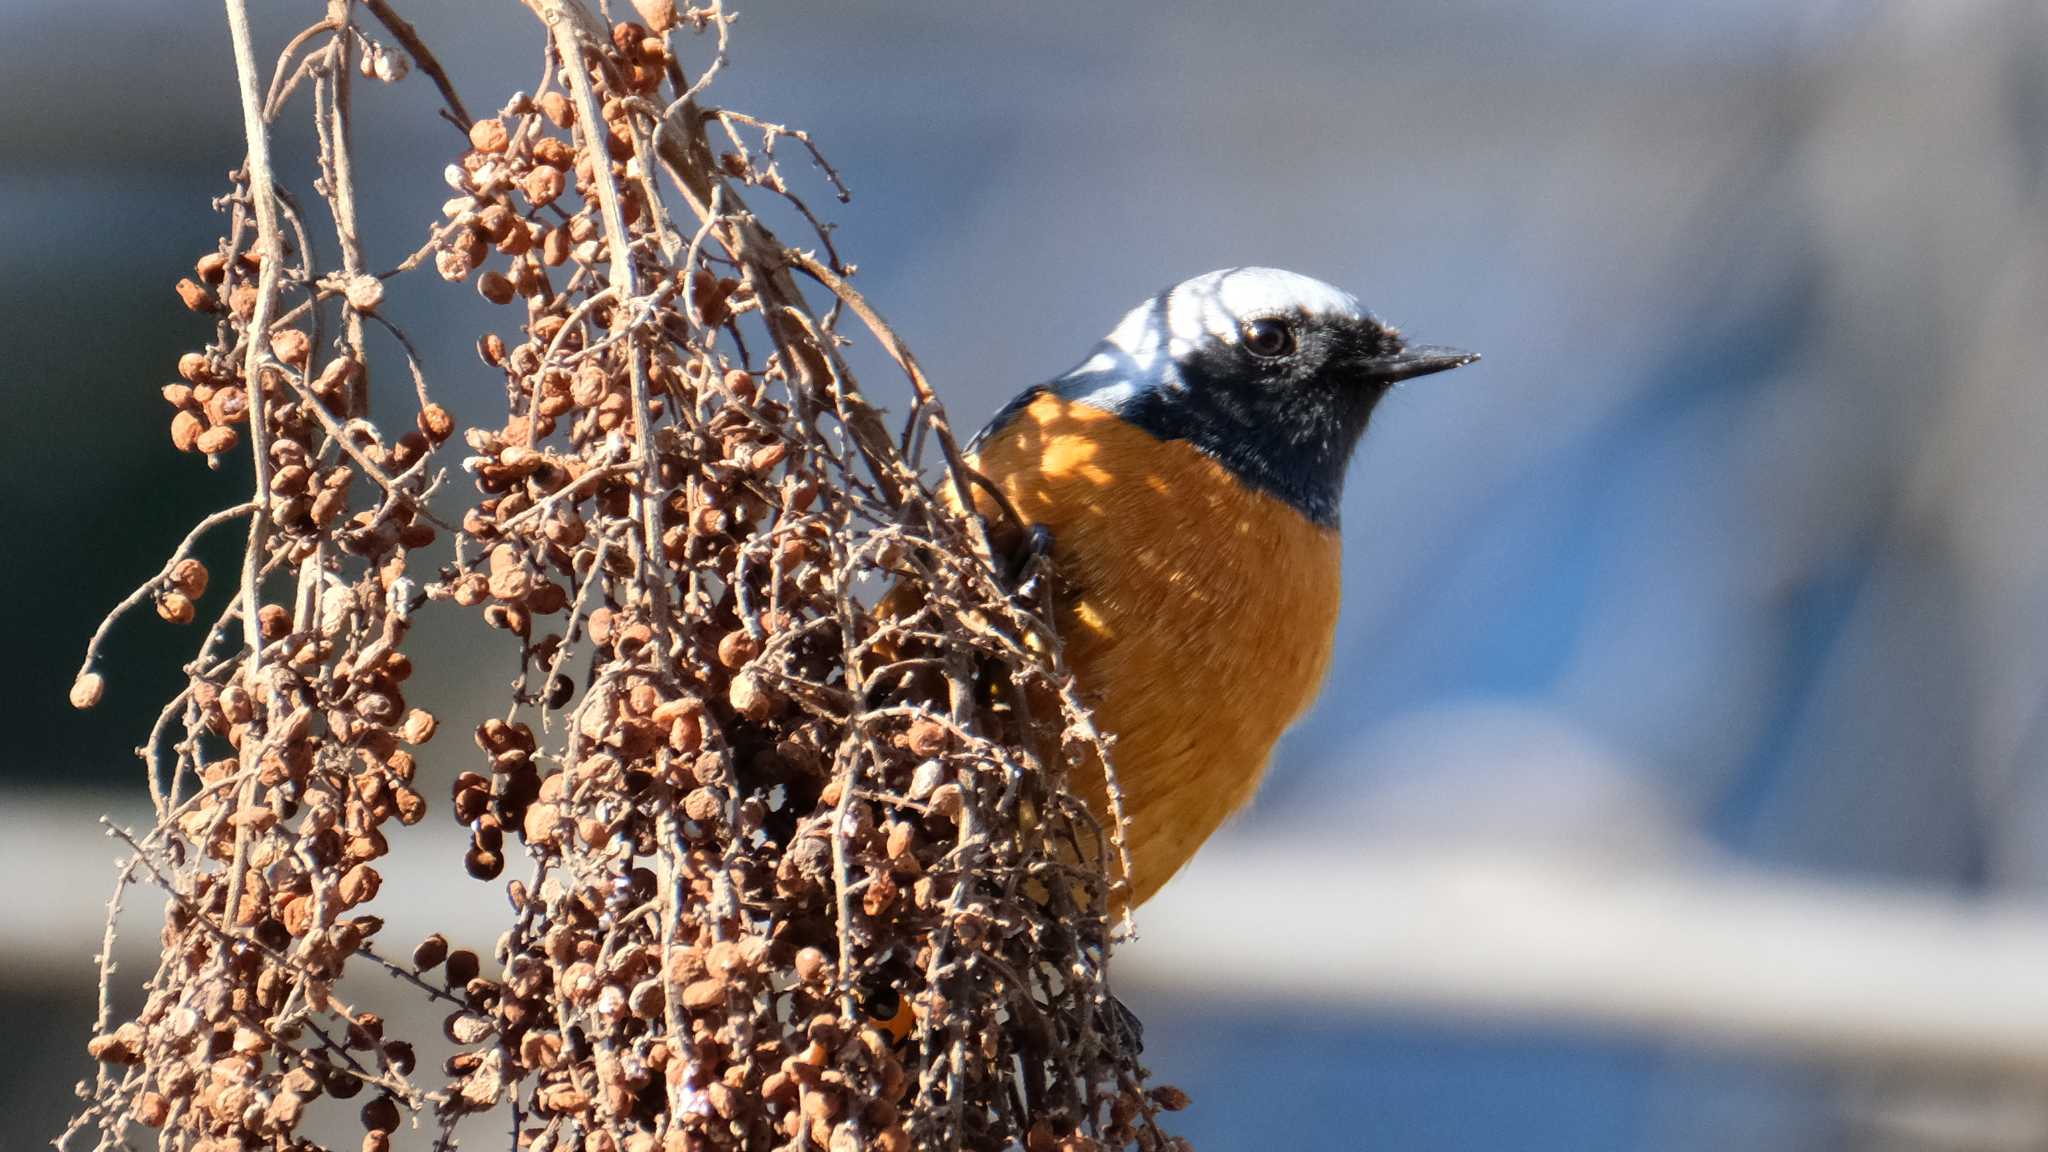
971, 392, 1342, 906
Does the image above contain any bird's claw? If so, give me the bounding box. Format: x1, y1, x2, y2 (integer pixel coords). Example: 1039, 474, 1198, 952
1008, 523, 1056, 591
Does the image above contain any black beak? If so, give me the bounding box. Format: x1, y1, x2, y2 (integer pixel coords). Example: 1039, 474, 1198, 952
1364, 344, 1479, 384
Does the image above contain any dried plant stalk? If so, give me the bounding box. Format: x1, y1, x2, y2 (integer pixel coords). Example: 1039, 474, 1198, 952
64, 3, 1186, 1151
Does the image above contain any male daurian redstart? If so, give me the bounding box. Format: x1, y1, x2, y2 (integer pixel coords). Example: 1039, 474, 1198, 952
966, 267, 1475, 909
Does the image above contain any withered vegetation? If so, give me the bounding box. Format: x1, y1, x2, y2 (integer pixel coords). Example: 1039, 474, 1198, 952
62, 2, 1186, 1150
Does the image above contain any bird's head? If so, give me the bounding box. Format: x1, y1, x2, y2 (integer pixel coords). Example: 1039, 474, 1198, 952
1051, 267, 1475, 527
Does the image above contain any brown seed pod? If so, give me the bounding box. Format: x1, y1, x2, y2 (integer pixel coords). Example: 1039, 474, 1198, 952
537, 1083, 591, 1115
175, 278, 218, 313
681, 979, 724, 1011
682, 787, 722, 825
204, 385, 249, 426
560, 960, 601, 1005
464, 844, 504, 880
496, 220, 535, 257
69, 671, 105, 710
522, 165, 565, 208
401, 708, 438, 745
792, 946, 829, 985
271, 328, 311, 366
170, 410, 205, 452
86, 1023, 145, 1065
444, 949, 481, 987
452, 780, 489, 824
468, 117, 510, 154
885, 820, 916, 862
631, 0, 680, 33
267, 1091, 306, 1132
1149, 1085, 1192, 1111
729, 672, 773, 721
749, 441, 789, 473
476, 203, 515, 243
194, 425, 240, 456
487, 562, 531, 603
338, 863, 381, 907
533, 135, 575, 170
569, 363, 611, 408
928, 782, 965, 818
541, 226, 572, 267
344, 274, 385, 313
382, 1039, 417, 1077
477, 271, 516, 305
390, 430, 431, 471
392, 785, 427, 825
665, 711, 702, 755
435, 247, 474, 283
525, 580, 567, 615
168, 557, 209, 599
313, 354, 362, 397
416, 403, 455, 444
156, 592, 196, 625
723, 368, 758, 402
360, 1094, 400, 1134
509, 258, 546, 299
905, 718, 948, 757
444, 1011, 494, 1045
257, 603, 292, 641
131, 1091, 170, 1128
521, 801, 566, 848
538, 90, 573, 128
716, 630, 760, 669
279, 894, 314, 937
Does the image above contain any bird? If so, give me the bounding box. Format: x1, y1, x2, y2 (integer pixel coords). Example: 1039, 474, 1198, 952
963, 267, 1475, 909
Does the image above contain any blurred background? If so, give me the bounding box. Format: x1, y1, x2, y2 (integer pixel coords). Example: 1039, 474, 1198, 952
8, 0, 2048, 1148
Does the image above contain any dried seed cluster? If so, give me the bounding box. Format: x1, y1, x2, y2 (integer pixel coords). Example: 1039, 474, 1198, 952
68, 4, 1184, 1151
66, 10, 453, 1152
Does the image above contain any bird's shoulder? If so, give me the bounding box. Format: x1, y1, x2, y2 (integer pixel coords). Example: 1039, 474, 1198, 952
966, 382, 1052, 455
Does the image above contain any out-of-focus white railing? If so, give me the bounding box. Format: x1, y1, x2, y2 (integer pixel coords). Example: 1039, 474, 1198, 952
15, 790, 2048, 1078
1124, 839, 2048, 1077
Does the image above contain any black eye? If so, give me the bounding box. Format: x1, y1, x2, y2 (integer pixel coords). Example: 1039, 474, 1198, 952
1241, 317, 1295, 359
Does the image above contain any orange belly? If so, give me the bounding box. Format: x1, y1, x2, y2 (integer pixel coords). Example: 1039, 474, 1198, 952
970, 392, 1341, 906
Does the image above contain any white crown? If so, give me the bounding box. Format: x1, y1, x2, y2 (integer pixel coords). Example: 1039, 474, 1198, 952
1109, 267, 1362, 368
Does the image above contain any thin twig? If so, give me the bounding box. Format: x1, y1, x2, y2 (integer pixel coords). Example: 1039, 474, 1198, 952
74, 501, 256, 687
362, 0, 471, 129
